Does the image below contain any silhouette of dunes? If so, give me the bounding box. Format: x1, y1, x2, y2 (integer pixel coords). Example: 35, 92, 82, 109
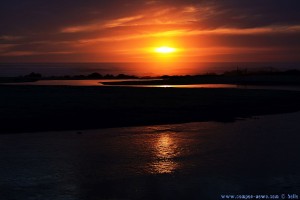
1, 86, 300, 133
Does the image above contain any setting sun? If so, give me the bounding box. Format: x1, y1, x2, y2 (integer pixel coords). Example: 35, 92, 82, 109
155, 46, 176, 54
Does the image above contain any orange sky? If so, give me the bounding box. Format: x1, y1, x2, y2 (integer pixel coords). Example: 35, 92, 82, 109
1, 0, 300, 66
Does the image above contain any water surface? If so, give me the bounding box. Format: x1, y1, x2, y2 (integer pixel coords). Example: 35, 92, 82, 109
5, 79, 300, 91
1, 112, 299, 199
3, 79, 156, 86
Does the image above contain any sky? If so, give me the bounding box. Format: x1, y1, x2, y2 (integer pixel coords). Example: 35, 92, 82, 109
0, 0, 300, 64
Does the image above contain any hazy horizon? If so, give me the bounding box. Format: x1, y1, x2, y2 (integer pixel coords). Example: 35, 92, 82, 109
1, 62, 300, 77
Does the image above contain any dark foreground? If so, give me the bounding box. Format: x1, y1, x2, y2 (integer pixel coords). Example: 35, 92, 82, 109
1, 85, 300, 133
0, 112, 299, 199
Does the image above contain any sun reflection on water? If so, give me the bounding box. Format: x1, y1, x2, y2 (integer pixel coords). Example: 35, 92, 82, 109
151, 133, 180, 174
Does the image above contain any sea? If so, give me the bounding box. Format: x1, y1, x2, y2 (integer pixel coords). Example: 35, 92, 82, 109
0, 62, 299, 77
0, 111, 299, 199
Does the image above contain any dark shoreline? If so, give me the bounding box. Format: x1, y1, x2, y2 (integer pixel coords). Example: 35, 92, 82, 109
101, 74, 300, 86
1, 85, 300, 134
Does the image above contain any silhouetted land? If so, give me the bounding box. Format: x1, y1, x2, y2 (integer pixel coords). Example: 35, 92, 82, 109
0, 72, 138, 83
1, 85, 300, 133
0, 72, 42, 83
103, 70, 300, 86
1, 69, 300, 85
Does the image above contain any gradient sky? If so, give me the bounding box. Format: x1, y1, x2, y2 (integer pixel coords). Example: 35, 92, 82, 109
1, 0, 300, 63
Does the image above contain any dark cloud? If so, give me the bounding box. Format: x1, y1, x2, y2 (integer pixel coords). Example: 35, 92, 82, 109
0, 0, 146, 34
1, 0, 300, 35
198, 0, 300, 29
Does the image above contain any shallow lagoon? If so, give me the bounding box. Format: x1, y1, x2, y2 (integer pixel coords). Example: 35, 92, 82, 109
5, 79, 300, 91
0, 112, 299, 199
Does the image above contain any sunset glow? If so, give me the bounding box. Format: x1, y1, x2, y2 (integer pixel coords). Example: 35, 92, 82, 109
0, 1, 300, 74
155, 46, 176, 54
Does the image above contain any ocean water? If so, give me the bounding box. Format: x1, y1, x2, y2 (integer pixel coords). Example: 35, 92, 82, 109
0, 62, 299, 77
0, 112, 299, 199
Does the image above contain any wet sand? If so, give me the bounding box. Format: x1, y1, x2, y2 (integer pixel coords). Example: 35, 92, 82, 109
1, 85, 300, 133
0, 112, 299, 199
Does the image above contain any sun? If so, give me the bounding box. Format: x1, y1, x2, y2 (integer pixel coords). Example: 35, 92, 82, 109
155, 46, 176, 54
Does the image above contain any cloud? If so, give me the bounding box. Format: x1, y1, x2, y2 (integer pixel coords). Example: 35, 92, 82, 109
0, 51, 73, 57
72, 25, 300, 44
61, 15, 144, 33
1, 0, 300, 62
1, 0, 300, 36
0, 44, 17, 53
0, 35, 23, 41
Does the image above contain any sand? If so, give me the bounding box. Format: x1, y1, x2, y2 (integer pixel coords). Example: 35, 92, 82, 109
1, 85, 300, 133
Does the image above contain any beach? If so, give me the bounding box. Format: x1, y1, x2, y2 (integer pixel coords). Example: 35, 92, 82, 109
1, 85, 300, 133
